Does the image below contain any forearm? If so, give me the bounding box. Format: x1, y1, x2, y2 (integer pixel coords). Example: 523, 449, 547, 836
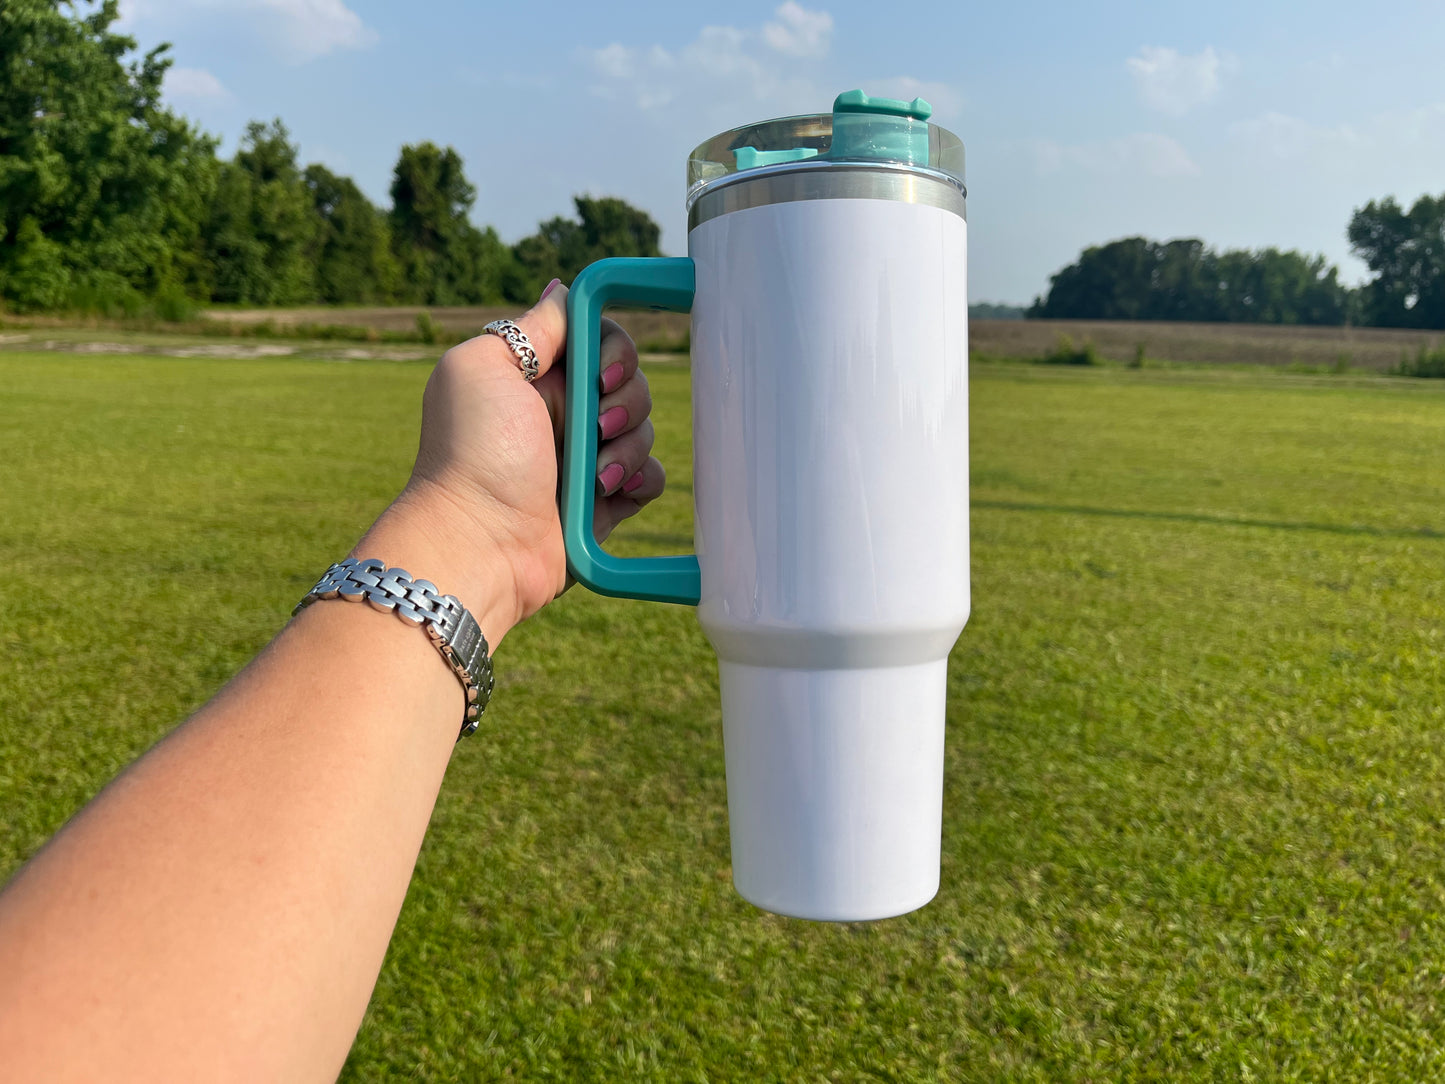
0, 492, 514, 1081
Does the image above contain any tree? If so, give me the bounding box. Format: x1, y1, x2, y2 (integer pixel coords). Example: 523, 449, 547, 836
1029, 237, 1160, 321
200, 120, 317, 305
569, 195, 662, 265
509, 196, 663, 300
1030, 236, 1347, 326
1348, 194, 1445, 329
387, 142, 510, 305
0, 0, 217, 312
508, 218, 572, 301
304, 164, 399, 304
389, 143, 473, 258
1215, 248, 1347, 325
2, 3, 663, 313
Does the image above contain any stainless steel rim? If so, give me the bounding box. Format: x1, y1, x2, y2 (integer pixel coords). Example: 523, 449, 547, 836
688, 163, 967, 231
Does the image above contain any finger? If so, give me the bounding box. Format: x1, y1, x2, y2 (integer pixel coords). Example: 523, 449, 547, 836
595, 418, 655, 496
594, 457, 666, 542
596, 369, 651, 442
598, 319, 640, 395
617, 457, 665, 504
444, 278, 569, 384
507, 278, 569, 382
531, 310, 635, 447
528, 322, 641, 450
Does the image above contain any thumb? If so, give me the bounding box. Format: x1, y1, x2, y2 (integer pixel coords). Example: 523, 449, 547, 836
505, 277, 568, 383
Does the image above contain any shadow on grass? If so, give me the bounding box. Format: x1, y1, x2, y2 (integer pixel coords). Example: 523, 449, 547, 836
975, 499, 1445, 540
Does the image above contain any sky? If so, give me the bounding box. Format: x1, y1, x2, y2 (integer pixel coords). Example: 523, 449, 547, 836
115, 0, 1445, 305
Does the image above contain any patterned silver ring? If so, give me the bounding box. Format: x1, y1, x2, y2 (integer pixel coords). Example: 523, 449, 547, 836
482, 319, 541, 382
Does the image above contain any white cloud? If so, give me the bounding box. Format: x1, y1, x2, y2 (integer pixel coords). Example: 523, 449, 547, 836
1375, 101, 1445, 143
585, 4, 833, 118
762, 1, 833, 58
119, 0, 376, 62
165, 66, 230, 101
585, 3, 963, 141
1127, 46, 1227, 115
689, 26, 755, 78
1228, 112, 1362, 160
1228, 103, 1445, 175
1033, 132, 1200, 178
255, 0, 376, 59
592, 43, 635, 80
1130, 133, 1200, 176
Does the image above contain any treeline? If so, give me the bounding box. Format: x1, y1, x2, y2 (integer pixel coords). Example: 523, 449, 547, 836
1030, 241, 1348, 324
1031, 194, 1445, 329
0, 0, 660, 316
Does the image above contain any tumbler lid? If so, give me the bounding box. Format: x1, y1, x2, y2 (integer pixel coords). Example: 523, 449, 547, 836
686, 89, 965, 208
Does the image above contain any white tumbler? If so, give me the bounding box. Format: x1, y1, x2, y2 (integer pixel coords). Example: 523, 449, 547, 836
562, 90, 968, 921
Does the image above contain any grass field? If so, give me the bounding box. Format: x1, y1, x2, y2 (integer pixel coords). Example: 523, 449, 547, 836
3, 350, 1445, 1080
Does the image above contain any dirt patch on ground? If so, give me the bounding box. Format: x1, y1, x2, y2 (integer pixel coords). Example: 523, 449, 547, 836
211, 307, 1444, 371
207, 304, 692, 350
0, 336, 432, 361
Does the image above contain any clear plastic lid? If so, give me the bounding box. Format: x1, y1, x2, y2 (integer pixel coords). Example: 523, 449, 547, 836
687, 90, 965, 207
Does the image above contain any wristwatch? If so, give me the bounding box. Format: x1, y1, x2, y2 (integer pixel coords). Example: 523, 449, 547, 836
293, 557, 494, 739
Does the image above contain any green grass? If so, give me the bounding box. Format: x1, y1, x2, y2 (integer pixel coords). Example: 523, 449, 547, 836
3, 353, 1445, 1080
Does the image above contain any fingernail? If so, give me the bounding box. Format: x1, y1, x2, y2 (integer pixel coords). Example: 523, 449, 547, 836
622, 471, 645, 494
601, 361, 625, 393
598, 405, 629, 440
597, 462, 626, 494
540, 277, 561, 302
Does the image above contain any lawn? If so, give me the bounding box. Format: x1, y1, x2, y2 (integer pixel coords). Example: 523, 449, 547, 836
2, 351, 1444, 1080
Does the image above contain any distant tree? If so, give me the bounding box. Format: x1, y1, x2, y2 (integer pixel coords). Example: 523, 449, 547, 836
1348, 194, 1445, 329
201, 120, 317, 304
1149, 238, 1217, 322
0, 0, 217, 312
304, 165, 399, 304
968, 302, 1026, 320
569, 195, 663, 265
1216, 248, 1347, 325
508, 196, 663, 301
1029, 237, 1158, 320
388, 142, 510, 304
1030, 236, 1347, 326
3, 219, 70, 311
449, 224, 514, 305
508, 218, 572, 301
389, 143, 474, 259
0, 4, 692, 315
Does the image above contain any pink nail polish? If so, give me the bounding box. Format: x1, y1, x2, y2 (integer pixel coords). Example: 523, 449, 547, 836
598, 405, 629, 440
622, 471, 645, 494
597, 462, 626, 494
540, 277, 561, 302
601, 362, 625, 393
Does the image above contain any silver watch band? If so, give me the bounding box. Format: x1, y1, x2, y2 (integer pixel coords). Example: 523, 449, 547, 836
293, 557, 494, 739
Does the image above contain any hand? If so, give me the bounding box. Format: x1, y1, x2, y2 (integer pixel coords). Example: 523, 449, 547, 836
395, 280, 665, 638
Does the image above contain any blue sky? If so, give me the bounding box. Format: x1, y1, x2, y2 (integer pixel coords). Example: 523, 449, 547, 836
118, 0, 1445, 304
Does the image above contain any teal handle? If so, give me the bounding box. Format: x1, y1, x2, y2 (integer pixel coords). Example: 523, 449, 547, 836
563, 257, 700, 605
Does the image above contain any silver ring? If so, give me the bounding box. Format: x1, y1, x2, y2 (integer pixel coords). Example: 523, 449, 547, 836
482, 319, 541, 382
